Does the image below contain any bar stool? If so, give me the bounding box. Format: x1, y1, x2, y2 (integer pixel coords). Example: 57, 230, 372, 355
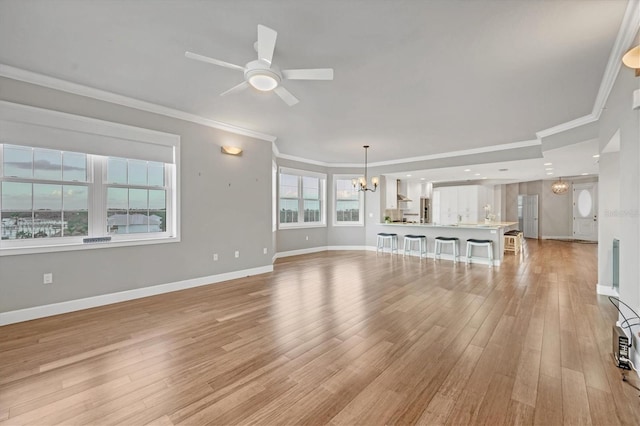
466, 239, 494, 267
434, 236, 459, 262
503, 234, 521, 255
377, 233, 398, 254
505, 229, 524, 253
403, 234, 427, 258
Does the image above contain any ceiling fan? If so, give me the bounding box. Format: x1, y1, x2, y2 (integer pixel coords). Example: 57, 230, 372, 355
185, 25, 334, 106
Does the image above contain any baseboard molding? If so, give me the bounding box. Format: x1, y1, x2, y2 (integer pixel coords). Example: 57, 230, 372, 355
0, 265, 273, 326
596, 283, 619, 297
541, 236, 575, 240
274, 246, 327, 260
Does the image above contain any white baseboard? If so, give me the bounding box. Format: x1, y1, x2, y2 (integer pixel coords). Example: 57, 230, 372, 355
275, 245, 368, 260
541, 236, 575, 240
274, 246, 327, 260
596, 283, 619, 296
0, 265, 273, 326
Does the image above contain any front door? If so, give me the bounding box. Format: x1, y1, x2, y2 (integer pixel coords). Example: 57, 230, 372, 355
573, 183, 598, 241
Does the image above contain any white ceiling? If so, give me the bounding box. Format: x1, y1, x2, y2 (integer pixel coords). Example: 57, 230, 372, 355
0, 0, 631, 179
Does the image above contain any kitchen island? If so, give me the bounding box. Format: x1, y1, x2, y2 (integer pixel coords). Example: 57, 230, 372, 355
373, 222, 519, 265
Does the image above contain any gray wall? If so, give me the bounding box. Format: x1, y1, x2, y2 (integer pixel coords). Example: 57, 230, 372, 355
598, 152, 620, 288
504, 178, 597, 239
597, 32, 639, 315
0, 77, 274, 312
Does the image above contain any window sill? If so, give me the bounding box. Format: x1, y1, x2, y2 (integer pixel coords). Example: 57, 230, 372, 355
279, 223, 327, 230
0, 235, 180, 256
332, 222, 364, 227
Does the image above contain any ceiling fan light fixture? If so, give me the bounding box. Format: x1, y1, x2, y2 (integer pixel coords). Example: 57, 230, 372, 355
622, 45, 640, 76
246, 69, 280, 91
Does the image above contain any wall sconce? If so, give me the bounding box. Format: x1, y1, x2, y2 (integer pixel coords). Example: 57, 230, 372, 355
622, 45, 640, 76
221, 146, 243, 156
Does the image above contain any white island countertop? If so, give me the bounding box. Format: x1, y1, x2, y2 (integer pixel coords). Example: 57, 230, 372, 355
381, 222, 518, 230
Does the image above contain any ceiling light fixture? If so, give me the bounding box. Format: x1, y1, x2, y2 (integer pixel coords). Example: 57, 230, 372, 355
464, 169, 471, 172
352, 145, 379, 192
246, 68, 280, 91
593, 154, 600, 158
622, 45, 640, 76
551, 177, 569, 194
221, 146, 243, 155
544, 162, 552, 166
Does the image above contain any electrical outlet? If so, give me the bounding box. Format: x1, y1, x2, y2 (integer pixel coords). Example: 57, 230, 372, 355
305, 236, 309, 241
263, 247, 268, 254
213, 253, 218, 261
43, 273, 53, 284
235, 250, 240, 258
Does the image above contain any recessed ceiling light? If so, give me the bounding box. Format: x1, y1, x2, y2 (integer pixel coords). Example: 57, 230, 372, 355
464, 169, 471, 172
482, 177, 488, 179
545, 168, 553, 171
406, 174, 412, 177
474, 173, 481, 176
581, 173, 588, 176
544, 162, 552, 166
547, 172, 554, 175
420, 177, 425, 180
593, 154, 600, 158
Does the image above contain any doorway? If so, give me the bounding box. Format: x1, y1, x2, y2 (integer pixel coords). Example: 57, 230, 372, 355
518, 194, 539, 238
573, 182, 598, 241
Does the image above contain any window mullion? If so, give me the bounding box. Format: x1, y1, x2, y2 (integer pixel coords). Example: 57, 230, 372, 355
90, 155, 106, 237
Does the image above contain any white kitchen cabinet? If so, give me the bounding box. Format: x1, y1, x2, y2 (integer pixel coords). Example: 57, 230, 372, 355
434, 185, 489, 225
384, 176, 397, 209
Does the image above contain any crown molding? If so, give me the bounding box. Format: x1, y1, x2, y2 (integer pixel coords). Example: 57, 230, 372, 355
316, 139, 541, 169
535, 114, 598, 139
0, 64, 277, 143
592, 0, 640, 120
536, 0, 640, 139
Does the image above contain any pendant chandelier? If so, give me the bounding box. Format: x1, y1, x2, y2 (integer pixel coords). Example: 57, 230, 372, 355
352, 145, 379, 192
551, 177, 569, 194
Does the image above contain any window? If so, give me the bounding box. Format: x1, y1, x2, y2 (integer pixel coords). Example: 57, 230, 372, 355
1, 145, 174, 251
279, 168, 326, 228
334, 177, 364, 225
1, 145, 90, 241
106, 158, 167, 235
0, 100, 180, 255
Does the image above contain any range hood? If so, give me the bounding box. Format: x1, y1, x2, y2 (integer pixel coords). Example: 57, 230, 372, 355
396, 180, 412, 202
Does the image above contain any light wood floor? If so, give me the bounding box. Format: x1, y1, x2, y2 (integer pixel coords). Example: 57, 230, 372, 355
1, 240, 639, 425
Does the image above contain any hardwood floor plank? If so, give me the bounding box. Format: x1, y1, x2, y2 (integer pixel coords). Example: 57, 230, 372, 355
561, 367, 593, 425
533, 374, 563, 426
1, 241, 638, 425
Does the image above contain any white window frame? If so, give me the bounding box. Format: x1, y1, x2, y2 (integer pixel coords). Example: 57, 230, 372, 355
0, 101, 180, 256
278, 167, 326, 229
333, 175, 364, 226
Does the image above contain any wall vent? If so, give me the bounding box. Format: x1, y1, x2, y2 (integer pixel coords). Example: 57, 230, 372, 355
83, 236, 112, 244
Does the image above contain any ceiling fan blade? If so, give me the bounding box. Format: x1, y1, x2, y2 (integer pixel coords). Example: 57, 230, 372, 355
282, 68, 334, 80
220, 81, 250, 97
257, 25, 277, 64
274, 86, 299, 106
185, 51, 245, 72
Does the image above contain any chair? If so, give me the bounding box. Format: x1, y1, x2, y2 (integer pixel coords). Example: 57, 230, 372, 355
434, 236, 459, 262
466, 239, 493, 267
403, 234, 427, 258
377, 233, 398, 254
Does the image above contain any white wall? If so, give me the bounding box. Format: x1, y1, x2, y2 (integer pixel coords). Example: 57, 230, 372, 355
598, 152, 620, 288
597, 42, 640, 320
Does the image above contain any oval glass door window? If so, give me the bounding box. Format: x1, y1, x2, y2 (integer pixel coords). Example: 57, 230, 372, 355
578, 190, 592, 217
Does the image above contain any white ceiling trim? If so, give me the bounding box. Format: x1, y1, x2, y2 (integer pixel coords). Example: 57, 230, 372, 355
535, 114, 597, 139
536, 0, 640, 139
0, 63, 278, 143
592, 0, 640, 120
279, 139, 542, 169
